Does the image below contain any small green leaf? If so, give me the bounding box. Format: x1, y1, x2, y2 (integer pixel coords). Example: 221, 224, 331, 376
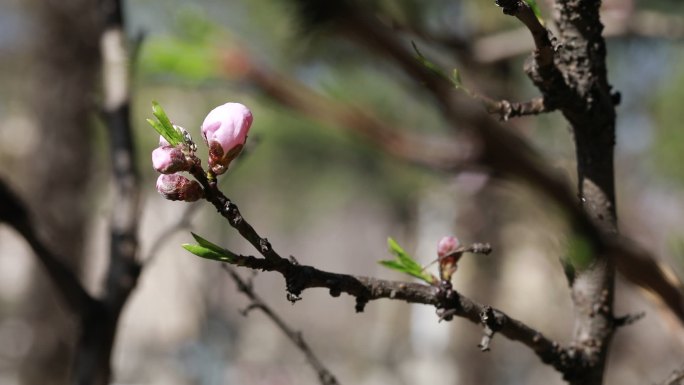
379, 260, 409, 272
523, 0, 544, 25
388, 238, 422, 271
191, 232, 226, 254
182, 244, 236, 262
382, 238, 437, 284
150, 101, 184, 145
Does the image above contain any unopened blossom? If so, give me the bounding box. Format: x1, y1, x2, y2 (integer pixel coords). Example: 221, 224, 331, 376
201, 102, 252, 175
437, 236, 462, 282
437, 236, 461, 259
156, 174, 204, 202
152, 145, 191, 174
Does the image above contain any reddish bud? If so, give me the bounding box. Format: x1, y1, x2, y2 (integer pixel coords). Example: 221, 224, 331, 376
156, 174, 204, 202
201, 102, 252, 175
437, 236, 461, 258
152, 145, 191, 174
437, 236, 462, 282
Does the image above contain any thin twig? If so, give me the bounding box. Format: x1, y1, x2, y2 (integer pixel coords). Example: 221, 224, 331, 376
144, 203, 198, 265
221, 265, 340, 385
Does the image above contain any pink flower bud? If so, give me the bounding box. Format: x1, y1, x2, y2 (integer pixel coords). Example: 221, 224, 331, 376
201, 102, 253, 175
152, 145, 191, 174
156, 174, 204, 202
437, 236, 461, 258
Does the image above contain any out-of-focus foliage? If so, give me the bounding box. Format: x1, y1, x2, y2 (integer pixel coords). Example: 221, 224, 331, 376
652, 53, 684, 184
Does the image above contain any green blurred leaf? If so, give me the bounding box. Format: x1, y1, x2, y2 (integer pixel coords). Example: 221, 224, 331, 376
149, 101, 184, 145
141, 38, 218, 81
182, 243, 236, 262
451, 68, 462, 89
411, 42, 453, 85
567, 234, 593, 270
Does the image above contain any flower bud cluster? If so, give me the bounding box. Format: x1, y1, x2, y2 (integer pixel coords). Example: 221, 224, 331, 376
151, 102, 253, 202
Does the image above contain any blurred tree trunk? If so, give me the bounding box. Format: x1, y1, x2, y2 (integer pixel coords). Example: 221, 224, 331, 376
18, 1, 100, 384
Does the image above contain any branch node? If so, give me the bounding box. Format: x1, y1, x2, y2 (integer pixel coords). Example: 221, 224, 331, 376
259, 238, 272, 254
327, 281, 342, 298
355, 296, 369, 313
477, 305, 502, 351
287, 292, 302, 304
436, 308, 456, 322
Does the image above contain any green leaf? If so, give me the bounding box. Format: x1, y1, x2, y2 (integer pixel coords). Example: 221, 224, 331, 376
388, 238, 422, 271
381, 238, 437, 284
379, 260, 408, 272
191, 232, 226, 254
150, 101, 184, 145
523, 0, 544, 25
411, 42, 452, 84
567, 234, 593, 271
182, 243, 236, 262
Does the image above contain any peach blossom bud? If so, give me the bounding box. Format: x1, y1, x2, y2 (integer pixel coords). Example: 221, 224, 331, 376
156, 174, 204, 202
201, 102, 253, 175
152, 145, 191, 174
437, 236, 461, 258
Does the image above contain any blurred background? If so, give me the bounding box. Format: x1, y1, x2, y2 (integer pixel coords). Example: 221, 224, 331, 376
1, 0, 684, 384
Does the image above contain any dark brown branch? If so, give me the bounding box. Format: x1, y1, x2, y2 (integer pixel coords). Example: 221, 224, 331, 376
204, 242, 572, 374
222, 265, 340, 385
495, 0, 555, 67
475, 10, 684, 63
183, 166, 572, 375
281, 0, 684, 329
0, 179, 96, 315
276, 4, 684, 384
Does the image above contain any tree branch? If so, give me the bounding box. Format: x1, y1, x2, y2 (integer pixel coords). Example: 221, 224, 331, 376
70, 0, 143, 383
183, 162, 574, 376
222, 265, 340, 385
0, 179, 96, 316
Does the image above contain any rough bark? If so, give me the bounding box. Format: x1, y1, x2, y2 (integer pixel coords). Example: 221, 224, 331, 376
19, 1, 100, 384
